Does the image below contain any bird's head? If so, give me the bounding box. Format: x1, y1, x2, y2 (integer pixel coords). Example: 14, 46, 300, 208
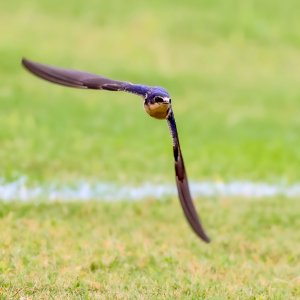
144, 87, 171, 119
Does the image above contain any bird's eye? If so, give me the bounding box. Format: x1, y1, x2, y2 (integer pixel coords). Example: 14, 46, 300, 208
154, 96, 164, 103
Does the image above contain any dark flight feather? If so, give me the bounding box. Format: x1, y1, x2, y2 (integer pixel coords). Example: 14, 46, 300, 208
22, 58, 135, 92
167, 110, 210, 242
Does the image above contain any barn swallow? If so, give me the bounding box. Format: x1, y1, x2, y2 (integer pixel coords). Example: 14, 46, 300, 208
21, 58, 210, 243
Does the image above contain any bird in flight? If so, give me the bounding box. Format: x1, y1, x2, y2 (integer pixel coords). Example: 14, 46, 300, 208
21, 58, 210, 243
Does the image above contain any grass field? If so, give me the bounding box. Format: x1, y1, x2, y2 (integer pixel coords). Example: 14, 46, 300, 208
1, 199, 299, 299
1, 0, 300, 298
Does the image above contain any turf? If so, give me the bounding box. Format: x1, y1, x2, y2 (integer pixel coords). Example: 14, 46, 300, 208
0, 198, 299, 299
1, 0, 300, 298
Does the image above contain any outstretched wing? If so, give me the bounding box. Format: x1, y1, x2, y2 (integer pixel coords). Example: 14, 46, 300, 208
167, 109, 210, 243
22, 58, 149, 96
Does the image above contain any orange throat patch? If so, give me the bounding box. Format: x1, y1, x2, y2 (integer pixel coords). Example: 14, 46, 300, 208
144, 103, 170, 119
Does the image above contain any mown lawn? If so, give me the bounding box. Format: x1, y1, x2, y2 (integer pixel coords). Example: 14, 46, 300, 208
0, 198, 299, 299
1, 0, 300, 298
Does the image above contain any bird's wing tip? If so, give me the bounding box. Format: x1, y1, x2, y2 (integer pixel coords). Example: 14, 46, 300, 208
21, 57, 32, 69
197, 227, 211, 243
203, 236, 211, 243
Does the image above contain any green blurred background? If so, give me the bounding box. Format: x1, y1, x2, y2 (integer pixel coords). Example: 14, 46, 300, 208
1, 0, 300, 185
1, 1, 300, 298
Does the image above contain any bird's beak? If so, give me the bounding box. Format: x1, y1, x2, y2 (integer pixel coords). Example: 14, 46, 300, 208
163, 97, 171, 104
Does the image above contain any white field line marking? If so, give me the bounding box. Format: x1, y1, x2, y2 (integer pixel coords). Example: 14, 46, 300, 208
0, 177, 300, 201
